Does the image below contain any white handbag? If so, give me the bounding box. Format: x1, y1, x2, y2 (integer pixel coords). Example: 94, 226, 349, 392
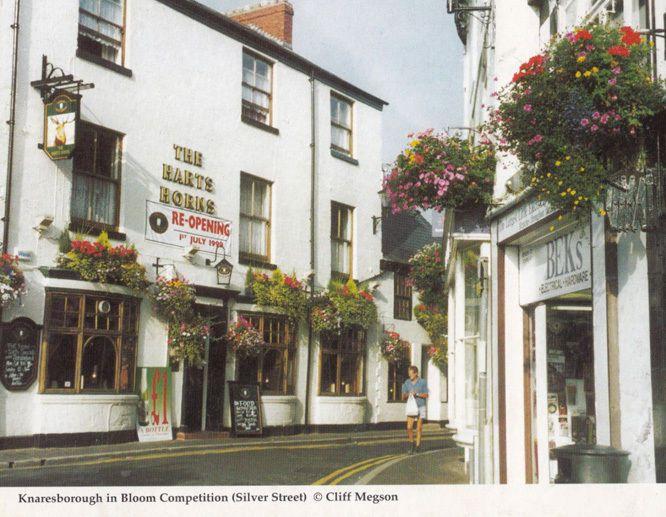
405, 393, 419, 417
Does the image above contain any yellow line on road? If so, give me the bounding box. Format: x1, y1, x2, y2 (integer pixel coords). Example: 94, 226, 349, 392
328, 454, 405, 486
0, 436, 445, 474
311, 454, 397, 486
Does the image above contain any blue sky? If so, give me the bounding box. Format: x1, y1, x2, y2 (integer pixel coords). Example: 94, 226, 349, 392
200, 0, 464, 165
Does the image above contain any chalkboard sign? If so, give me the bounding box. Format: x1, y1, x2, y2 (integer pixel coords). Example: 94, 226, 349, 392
1, 318, 40, 391
227, 381, 263, 437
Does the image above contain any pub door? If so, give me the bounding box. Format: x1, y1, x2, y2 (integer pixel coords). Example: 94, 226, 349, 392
180, 304, 228, 432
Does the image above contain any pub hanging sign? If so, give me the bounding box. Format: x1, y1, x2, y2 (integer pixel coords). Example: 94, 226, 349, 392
43, 91, 79, 161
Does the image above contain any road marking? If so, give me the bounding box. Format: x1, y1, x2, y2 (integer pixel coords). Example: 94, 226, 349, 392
354, 448, 450, 485
328, 454, 405, 485
0, 436, 447, 474
311, 454, 397, 485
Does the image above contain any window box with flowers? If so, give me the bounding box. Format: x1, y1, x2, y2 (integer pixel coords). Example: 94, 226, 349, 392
490, 24, 665, 215
0, 254, 26, 307
245, 268, 308, 323
226, 316, 265, 359
56, 231, 148, 291
383, 131, 496, 214
309, 279, 377, 335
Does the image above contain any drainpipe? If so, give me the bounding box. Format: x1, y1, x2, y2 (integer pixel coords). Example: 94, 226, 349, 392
3, 0, 21, 255
477, 256, 489, 484
304, 69, 316, 431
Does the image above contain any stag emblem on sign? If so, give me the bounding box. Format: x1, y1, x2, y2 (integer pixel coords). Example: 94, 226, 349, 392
50, 115, 74, 146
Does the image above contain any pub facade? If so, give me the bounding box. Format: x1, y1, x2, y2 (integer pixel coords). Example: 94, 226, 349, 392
0, 0, 447, 447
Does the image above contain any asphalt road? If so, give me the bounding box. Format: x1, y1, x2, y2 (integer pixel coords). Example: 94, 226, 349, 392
0, 436, 465, 486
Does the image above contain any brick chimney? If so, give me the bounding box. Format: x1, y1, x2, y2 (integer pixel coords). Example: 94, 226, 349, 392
228, 1, 294, 48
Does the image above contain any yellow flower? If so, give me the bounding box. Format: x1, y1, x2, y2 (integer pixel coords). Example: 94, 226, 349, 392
546, 172, 552, 178
575, 71, 582, 78
557, 215, 563, 221
410, 140, 420, 148
560, 192, 567, 197
571, 189, 576, 195
566, 187, 571, 193
555, 161, 561, 166
579, 167, 585, 173
577, 56, 586, 63
558, 180, 563, 186
583, 70, 592, 78
565, 156, 571, 161
599, 209, 607, 216
549, 225, 555, 232
649, 40, 655, 47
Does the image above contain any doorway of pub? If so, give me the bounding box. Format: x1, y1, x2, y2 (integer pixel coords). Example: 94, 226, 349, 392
180, 304, 229, 433
524, 290, 594, 483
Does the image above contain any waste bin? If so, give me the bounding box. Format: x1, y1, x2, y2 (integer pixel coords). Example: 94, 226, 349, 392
553, 444, 630, 483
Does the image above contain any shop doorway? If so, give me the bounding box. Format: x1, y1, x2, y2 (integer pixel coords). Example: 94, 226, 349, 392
180, 304, 228, 432
526, 293, 595, 483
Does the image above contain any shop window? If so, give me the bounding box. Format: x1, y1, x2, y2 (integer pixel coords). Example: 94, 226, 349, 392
319, 327, 365, 396
242, 50, 273, 126
331, 202, 353, 282
331, 93, 353, 156
41, 290, 139, 393
394, 272, 412, 320
78, 0, 125, 65
71, 121, 122, 230
388, 348, 410, 402
235, 314, 294, 395
239, 174, 271, 264
463, 247, 481, 429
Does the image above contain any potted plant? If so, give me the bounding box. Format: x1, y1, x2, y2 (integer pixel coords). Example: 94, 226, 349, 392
490, 24, 665, 215
247, 268, 308, 322
56, 231, 149, 290
168, 317, 211, 367
151, 275, 196, 322
380, 330, 411, 364
427, 343, 447, 373
383, 131, 495, 214
309, 279, 377, 335
0, 254, 26, 307
225, 316, 265, 358
408, 243, 446, 307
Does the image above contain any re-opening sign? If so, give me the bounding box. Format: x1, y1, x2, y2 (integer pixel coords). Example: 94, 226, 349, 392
145, 200, 232, 255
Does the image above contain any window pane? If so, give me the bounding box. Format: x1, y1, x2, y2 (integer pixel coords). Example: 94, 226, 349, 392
84, 297, 120, 331
239, 216, 250, 254
81, 336, 116, 390
74, 124, 96, 174
340, 208, 350, 239
339, 101, 351, 129
320, 353, 338, 394
243, 53, 254, 75
251, 220, 266, 256
95, 131, 120, 179
255, 59, 270, 81
240, 177, 252, 214
261, 348, 283, 392
340, 354, 360, 395
45, 334, 77, 389
331, 97, 339, 123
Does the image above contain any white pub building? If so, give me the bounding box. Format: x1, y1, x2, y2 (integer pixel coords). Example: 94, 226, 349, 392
0, 0, 447, 448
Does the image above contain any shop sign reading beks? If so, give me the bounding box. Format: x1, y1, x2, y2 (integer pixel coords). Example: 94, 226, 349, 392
519, 225, 591, 305
43, 91, 79, 160
146, 145, 233, 254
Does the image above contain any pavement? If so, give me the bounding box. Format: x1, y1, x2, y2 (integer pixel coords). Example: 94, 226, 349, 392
0, 426, 467, 486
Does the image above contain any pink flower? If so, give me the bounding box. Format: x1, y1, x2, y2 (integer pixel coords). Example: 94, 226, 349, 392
523, 104, 532, 112
612, 66, 622, 75
580, 118, 590, 127
591, 125, 599, 132
608, 78, 617, 86
600, 114, 610, 124
592, 112, 600, 120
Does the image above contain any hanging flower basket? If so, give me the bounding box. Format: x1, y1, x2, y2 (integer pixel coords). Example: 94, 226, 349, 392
309, 294, 340, 334
380, 331, 411, 364
490, 24, 665, 215
247, 268, 308, 322
168, 317, 211, 367
151, 275, 196, 322
56, 231, 149, 290
427, 343, 447, 373
408, 243, 445, 307
383, 130, 496, 214
0, 254, 26, 307
225, 317, 265, 358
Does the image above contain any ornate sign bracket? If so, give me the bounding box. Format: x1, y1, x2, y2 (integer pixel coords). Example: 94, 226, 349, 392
30, 55, 94, 101
604, 165, 664, 233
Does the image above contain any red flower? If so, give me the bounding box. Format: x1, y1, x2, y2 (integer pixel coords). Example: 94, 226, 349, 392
359, 290, 374, 302
620, 26, 642, 46
608, 45, 630, 57
512, 54, 545, 83
574, 29, 592, 42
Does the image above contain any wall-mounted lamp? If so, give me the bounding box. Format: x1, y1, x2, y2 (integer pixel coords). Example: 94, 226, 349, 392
205, 245, 233, 286
33, 215, 54, 235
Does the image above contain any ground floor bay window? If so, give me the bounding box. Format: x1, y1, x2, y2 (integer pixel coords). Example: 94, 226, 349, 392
40, 290, 139, 393
319, 327, 365, 396
236, 313, 295, 395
